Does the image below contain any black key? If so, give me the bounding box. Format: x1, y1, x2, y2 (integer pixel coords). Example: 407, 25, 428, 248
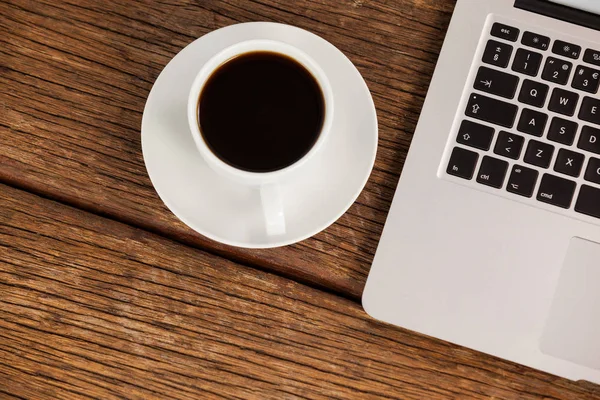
585, 157, 600, 184
575, 185, 600, 219
473, 67, 519, 99
552, 40, 581, 59
524, 140, 555, 168
583, 48, 600, 67
537, 174, 576, 209
518, 79, 549, 107
578, 126, 600, 155
579, 97, 600, 125
482, 40, 513, 68
494, 131, 524, 160
476, 156, 509, 188
571, 65, 600, 94
456, 120, 494, 150
554, 148, 585, 177
507, 165, 539, 197
491, 23, 519, 42
547, 117, 578, 146
512, 49, 543, 76
548, 88, 579, 116
542, 57, 573, 85
517, 108, 548, 136
447, 147, 478, 180
465, 93, 518, 128
522, 31, 550, 51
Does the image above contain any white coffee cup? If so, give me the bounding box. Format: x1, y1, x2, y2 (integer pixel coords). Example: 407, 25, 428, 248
187, 39, 334, 237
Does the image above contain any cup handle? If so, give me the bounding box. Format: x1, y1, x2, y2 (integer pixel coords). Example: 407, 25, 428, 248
260, 184, 286, 236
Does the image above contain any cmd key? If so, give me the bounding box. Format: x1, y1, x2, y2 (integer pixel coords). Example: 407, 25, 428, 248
465, 93, 518, 128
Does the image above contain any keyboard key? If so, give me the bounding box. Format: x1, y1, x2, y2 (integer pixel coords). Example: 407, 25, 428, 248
465, 93, 518, 128
547, 117, 578, 146
491, 23, 519, 42
542, 57, 573, 85
517, 108, 548, 136
507, 165, 539, 197
482, 40, 513, 68
476, 156, 508, 188
447, 147, 478, 180
525, 140, 554, 168
518, 79, 548, 107
578, 126, 600, 155
537, 174, 576, 209
575, 185, 600, 219
473, 66, 519, 99
512, 49, 543, 76
583, 48, 600, 67
554, 148, 585, 177
584, 157, 600, 184
571, 65, 600, 93
552, 40, 581, 59
579, 97, 600, 125
522, 31, 550, 50
548, 88, 579, 116
494, 131, 524, 160
456, 120, 494, 150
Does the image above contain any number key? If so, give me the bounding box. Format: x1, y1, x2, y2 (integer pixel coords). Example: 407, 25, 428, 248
524, 140, 555, 168
542, 57, 573, 85
482, 40, 513, 68
572, 65, 600, 93
512, 49, 543, 76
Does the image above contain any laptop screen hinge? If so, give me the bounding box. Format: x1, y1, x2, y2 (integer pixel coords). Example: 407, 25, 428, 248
515, 0, 600, 31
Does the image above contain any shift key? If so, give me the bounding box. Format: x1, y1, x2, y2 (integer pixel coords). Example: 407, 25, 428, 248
465, 93, 518, 128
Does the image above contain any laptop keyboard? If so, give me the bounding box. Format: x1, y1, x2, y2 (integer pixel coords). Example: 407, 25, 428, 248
443, 20, 600, 222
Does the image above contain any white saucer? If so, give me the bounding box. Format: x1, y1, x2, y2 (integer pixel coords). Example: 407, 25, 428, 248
141, 22, 377, 248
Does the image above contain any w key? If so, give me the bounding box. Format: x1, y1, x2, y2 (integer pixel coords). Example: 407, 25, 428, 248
474, 67, 519, 99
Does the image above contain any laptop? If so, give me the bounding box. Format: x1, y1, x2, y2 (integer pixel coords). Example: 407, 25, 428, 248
363, 0, 600, 384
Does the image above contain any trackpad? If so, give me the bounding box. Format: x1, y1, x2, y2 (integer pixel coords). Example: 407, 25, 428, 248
540, 237, 600, 369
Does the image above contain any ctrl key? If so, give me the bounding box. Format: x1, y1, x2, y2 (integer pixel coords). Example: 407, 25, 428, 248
447, 147, 479, 180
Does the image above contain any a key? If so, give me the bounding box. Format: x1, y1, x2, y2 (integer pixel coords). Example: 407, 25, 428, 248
521, 31, 550, 51
548, 88, 579, 116
577, 126, 600, 155
537, 174, 576, 209
554, 148, 585, 177
584, 157, 600, 184
512, 49, 543, 76
517, 108, 548, 136
547, 117, 578, 146
482, 40, 513, 68
465, 93, 518, 128
494, 131, 524, 160
507, 165, 539, 198
491, 23, 519, 42
473, 67, 519, 99
575, 185, 600, 219
518, 79, 548, 107
456, 120, 495, 150
552, 40, 581, 59
579, 97, 600, 125
542, 57, 573, 85
524, 140, 555, 168
476, 156, 508, 188
571, 65, 600, 93
583, 48, 600, 67
447, 147, 479, 180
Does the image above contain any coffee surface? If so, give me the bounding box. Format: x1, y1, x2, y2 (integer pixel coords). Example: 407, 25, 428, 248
198, 51, 325, 172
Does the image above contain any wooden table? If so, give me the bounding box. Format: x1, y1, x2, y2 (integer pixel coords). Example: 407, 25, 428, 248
1, 1, 599, 398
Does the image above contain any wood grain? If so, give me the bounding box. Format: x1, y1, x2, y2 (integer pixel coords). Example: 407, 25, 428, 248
0, 0, 454, 298
1, 183, 598, 400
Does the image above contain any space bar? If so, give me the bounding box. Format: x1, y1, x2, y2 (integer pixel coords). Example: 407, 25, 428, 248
465, 93, 518, 128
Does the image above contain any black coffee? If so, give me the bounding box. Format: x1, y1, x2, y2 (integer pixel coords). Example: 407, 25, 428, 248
198, 51, 325, 172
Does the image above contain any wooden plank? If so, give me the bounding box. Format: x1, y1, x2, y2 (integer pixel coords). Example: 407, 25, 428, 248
1, 184, 598, 399
0, 0, 455, 298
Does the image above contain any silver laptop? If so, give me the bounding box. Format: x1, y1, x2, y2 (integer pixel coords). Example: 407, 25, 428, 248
364, 0, 600, 384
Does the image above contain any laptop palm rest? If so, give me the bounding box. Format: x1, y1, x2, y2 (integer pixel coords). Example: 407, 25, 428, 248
540, 237, 600, 370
